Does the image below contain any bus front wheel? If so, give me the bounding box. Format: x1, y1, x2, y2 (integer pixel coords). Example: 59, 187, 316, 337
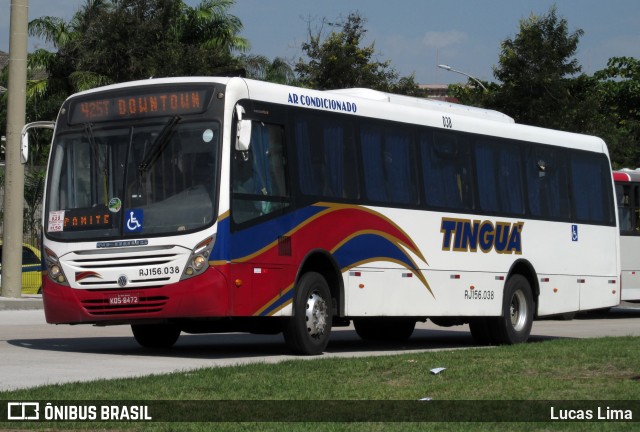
131, 323, 181, 348
283, 272, 333, 355
490, 274, 533, 345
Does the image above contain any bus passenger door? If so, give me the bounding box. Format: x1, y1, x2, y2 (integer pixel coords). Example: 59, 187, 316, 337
229, 118, 293, 316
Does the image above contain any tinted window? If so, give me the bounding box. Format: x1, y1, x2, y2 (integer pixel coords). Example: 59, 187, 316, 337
231, 122, 289, 224
474, 139, 524, 215
420, 131, 473, 210
616, 184, 634, 232
570, 153, 614, 224
294, 113, 359, 200
524, 145, 570, 220
361, 123, 418, 205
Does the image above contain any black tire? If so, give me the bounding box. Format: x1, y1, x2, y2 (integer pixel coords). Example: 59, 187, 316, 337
468, 318, 495, 345
354, 318, 415, 342
283, 272, 333, 355
490, 274, 534, 345
131, 323, 181, 348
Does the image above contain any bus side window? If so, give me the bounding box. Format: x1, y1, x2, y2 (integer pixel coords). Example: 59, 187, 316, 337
569, 152, 614, 225
231, 122, 289, 225
294, 114, 359, 201
360, 123, 418, 205
616, 184, 632, 231
525, 146, 570, 220
420, 131, 473, 211
474, 140, 524, 215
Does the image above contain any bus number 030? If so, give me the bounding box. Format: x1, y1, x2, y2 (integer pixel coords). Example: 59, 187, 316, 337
442, 116, 453, 129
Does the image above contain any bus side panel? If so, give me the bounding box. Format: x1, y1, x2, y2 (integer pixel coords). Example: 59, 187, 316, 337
536, 274, 579, 316
620, 234, 640, 301
579, 276, 619, 311
227, 262, 295, 316
345, 268, 503, 316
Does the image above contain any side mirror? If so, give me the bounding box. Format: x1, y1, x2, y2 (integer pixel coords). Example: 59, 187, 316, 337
20, 121, 55, 164
235, 105, 252, 152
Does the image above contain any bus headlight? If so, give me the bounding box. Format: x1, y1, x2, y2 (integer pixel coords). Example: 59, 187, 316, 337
192, 255, 207, 271
181, 235, 215, 280
49, 264, 62, 279
44, 247, 68, 285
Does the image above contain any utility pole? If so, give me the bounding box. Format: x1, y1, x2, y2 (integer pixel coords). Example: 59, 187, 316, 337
1, 0, 29, 298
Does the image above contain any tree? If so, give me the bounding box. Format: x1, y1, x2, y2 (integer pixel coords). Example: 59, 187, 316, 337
239, 54, 297, 85
593, 56, 640, 167
27, 0, 112, 100
76, 0, 247, 81
295, 13, 420, 95
490, 6, 585, 129
26, 0, 248, 106
23, 168, 46, 241
17, 0, 248, 159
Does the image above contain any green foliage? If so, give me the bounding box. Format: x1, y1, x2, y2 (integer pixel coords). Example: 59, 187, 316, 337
24, 0, 247, 117
23, 168, 46, 239
239, 54, 297, 85
79, 0, 247, 81
491, 5, 584, 130
450, 5, 640, 168
593, 56, 640, 167
295, 13, 419, 95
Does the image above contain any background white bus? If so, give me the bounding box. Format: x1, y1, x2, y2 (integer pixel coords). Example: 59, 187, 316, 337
38, 77, 620, 354
614, 169, 640, 301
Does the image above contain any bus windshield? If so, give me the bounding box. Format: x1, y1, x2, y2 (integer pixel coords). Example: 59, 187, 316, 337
45, 119, 219, 240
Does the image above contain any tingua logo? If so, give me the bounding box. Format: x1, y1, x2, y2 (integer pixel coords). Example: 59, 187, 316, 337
440, 217, 524, 254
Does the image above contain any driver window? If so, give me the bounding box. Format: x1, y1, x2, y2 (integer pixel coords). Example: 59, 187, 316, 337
232, 122, 289, 225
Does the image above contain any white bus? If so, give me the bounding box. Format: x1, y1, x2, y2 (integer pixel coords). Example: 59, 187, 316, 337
614, 169, 640, 301
36, 77, 620, 355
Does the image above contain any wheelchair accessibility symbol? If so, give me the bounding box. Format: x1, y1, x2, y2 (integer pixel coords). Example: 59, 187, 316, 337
125, 209, 144, 233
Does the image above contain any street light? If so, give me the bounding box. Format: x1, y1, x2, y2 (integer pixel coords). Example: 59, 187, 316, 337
437, 64, 487, 92
0, 85, 7, 93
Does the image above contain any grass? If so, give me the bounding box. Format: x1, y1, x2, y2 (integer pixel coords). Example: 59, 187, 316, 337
1, 337, 639, 431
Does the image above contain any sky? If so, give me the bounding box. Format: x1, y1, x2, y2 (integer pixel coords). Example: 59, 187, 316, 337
1, 0, 639, 85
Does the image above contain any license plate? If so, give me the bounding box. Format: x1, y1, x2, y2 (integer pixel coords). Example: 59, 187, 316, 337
108, 293, 140, 305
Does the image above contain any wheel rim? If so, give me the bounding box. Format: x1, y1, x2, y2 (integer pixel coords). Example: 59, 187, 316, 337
510, 289, 528, 331
305, 290, 328, 339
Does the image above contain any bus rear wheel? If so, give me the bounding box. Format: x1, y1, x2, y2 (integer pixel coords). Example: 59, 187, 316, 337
283, 272, 333, 355
131, 323, 181, 348
490, 274, 533, 345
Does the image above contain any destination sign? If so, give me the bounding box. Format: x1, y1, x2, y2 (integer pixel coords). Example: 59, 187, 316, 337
69, 88, 210, 124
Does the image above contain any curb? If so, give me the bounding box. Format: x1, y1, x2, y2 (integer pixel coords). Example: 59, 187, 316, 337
0, 295, 44, 311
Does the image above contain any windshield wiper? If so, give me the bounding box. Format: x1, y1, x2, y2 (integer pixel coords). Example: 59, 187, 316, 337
138, 116, 181, 173
84, 122, 108, 206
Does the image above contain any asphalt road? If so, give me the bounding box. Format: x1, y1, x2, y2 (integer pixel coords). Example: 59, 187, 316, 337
1, 303, 640, 392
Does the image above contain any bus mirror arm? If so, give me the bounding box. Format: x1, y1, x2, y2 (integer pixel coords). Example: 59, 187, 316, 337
20, 121, 55, 164
235, 105, 251, 152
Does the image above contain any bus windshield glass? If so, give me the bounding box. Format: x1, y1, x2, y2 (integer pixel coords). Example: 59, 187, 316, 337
45, 119, 219, 240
